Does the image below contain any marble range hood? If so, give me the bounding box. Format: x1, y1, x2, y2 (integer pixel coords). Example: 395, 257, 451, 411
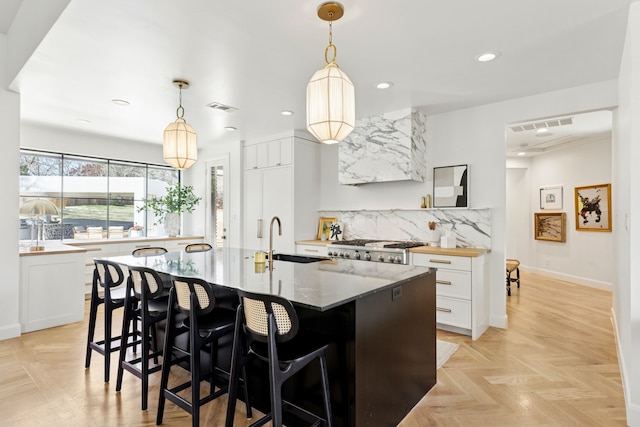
338, 108, 427, 185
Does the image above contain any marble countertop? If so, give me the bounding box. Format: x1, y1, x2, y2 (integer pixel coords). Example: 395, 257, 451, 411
102, 247, 433, 311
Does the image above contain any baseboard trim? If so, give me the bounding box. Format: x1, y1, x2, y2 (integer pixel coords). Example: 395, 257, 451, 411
489, 314, 508, 329
0, 323, 22, 341
524, 266, 612, 291
611, 307, 639, 426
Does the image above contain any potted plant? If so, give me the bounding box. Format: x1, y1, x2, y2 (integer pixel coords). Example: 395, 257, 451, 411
138, 182, 201, 237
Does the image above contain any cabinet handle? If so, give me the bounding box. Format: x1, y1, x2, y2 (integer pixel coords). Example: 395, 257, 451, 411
257, 219, 263, 238
253, 166, 258, 169
177, 242, 190, 246
436, 307, 452, 313
304, 249, 319, 253
429, 259, 452, 264
135, 244, 151, 248
436, 280, 452, 285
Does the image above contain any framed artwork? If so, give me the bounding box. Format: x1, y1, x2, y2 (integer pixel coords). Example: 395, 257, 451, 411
574, 184, 612, 232
329, 222, 343, 241
317, 217, 337, 240
433, 164, 468, 208
540, 185, 562, 209
534, 212, 566, 242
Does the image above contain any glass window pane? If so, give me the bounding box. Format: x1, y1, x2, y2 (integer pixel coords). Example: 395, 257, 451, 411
110, 162, 146, 235
20, 152, 62, 196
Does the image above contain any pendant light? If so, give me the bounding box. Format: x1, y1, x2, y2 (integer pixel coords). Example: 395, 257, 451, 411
163, 79, 197, 170
306, 2, 355, 144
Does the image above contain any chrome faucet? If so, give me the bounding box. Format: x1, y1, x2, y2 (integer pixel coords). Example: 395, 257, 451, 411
268, 216, 282, 271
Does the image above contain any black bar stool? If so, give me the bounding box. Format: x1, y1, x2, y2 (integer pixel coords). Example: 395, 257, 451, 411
506, 259, 521, 296
115, 265, 170, 410
156, 275, 251, 427
85, 259, 138, 383
226, 289, 333, 427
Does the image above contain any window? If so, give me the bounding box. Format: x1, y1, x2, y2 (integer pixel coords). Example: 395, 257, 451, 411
19, 149, 178, 241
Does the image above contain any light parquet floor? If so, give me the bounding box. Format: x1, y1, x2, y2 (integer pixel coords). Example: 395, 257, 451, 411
399, 271, 627, 427
0, 271, 627, 426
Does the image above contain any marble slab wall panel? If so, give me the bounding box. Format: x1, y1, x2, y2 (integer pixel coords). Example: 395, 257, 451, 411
319, 209, 491, 249
339, 108, 427, 185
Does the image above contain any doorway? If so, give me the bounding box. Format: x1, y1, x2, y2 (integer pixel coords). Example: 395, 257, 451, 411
205, 155, 230, 248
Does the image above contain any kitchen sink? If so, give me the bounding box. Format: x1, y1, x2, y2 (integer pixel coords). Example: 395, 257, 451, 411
270, 253, 328, 263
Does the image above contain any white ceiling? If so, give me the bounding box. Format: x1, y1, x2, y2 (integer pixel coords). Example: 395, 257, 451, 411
3, 0, 632, 157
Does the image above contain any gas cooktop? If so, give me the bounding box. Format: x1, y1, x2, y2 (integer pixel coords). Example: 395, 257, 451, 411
330, 239, 425, 249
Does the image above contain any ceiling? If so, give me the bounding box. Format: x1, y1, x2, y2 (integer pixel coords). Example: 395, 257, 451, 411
2, 0, 632, 158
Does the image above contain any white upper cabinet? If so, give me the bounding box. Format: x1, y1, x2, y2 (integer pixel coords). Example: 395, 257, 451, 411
244, 138, 293, 170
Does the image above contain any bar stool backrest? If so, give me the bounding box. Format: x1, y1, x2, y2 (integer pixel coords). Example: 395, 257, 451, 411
132, 247, 167, 256
237, 290, 299, 344
128, 266, 165, 299
94, 259, 125, 289
171, 276, 216, 316
184, 243, 213, 253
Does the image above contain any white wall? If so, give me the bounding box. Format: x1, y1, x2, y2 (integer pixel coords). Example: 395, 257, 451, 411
21, 123, 165, 164
320, 80, 618, 331
505, 166, 530, 262
0, 34, 21, 340
506, 137, 614, 289
615, 3, 640, 424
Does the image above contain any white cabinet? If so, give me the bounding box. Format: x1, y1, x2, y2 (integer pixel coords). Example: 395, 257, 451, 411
245, 167, 293, 252
243, 133, 319, 253
244, 138, 293, 170
411, 252, 488, 340
20, 250, 86, 332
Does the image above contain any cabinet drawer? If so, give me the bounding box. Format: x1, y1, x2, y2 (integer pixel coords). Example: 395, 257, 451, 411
436, 296, 471, 329
436, 269, 471, 299
412, 253, 471, 271
296, 244, 328, 256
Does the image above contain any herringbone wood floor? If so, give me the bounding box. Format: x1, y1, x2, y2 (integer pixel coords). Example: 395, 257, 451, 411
0, 271, 626, 426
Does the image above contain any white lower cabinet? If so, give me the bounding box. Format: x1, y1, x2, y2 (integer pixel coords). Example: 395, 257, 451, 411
20, 251, 86, 332
411, 251, 488, 340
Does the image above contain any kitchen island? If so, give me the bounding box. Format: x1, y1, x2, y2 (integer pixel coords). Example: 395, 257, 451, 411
104, 248, 436, 426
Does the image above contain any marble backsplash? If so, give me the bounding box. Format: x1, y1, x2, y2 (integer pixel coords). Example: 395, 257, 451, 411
319, 208, 491, 249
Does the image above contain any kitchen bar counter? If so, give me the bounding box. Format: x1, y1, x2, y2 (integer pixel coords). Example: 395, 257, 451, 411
105, 247, 432, 311
104, 247, 436, 427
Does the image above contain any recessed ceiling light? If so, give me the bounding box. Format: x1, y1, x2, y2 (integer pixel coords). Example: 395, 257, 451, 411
224, 126, 237, 131
517, 152, 527, 156
476, 51, 500, 62
281, 110, 294, 116
111, 99, 130, 106
75, 119, 91, 124
536, 127, 549, 134
376, 82, 393, 89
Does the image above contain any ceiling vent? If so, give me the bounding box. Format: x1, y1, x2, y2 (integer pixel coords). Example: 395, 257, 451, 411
509, 116, 573, 133
206, 102, 238, 113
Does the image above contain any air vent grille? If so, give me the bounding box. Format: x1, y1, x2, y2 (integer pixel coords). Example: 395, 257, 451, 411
206, 102, 238, 113
509, 117, 573, 133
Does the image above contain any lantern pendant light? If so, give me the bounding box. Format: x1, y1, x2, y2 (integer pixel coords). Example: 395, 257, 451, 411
163, 79, 197, 170
306, 2, 355, 144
